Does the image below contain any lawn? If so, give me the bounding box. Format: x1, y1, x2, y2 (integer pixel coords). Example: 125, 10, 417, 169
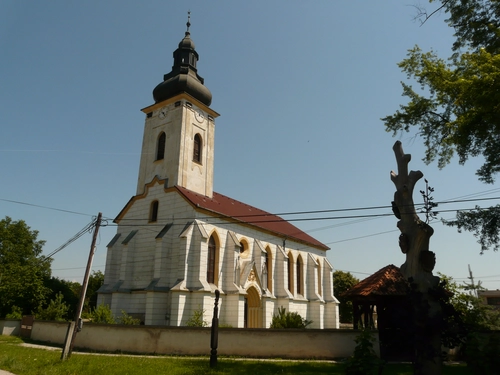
0, 336, 471, 375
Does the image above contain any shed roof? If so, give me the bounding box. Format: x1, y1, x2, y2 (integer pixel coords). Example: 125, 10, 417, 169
342, 264, 409, 299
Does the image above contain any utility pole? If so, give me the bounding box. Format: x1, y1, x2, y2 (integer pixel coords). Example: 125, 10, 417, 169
61, 212, 102, 360
468, 264, 477, 297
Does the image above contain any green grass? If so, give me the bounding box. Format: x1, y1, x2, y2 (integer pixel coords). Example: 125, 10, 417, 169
0, 335, 471, 375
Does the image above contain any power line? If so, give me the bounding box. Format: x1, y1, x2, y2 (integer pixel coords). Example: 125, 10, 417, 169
0, 198, 93, 217
44, 219, 97, 260
3, 192, 500, 227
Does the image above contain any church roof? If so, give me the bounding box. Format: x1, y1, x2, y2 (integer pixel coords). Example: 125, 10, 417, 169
175, 185, 329, 251
341, 264, 409, 299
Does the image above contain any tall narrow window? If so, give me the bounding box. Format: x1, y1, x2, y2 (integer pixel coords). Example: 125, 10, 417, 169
265, 248, 272, 293
156, 132, 166, 160
317, 258, 322, 297
207, 236, 216, 284
296, 255, 303, 295
287, 252, 294, 294
193, 133, 202, 163
150, 200, 159, 222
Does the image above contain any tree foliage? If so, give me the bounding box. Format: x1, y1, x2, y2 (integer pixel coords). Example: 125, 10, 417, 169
0, 217, 51, 317
333, 270, 359, 323
85, 270, 104, 312
382, 0, 500, 252
85, 304, 116, 324
439, 273, 500, 331
43, 276, 80, 319
35, 292, 69, 321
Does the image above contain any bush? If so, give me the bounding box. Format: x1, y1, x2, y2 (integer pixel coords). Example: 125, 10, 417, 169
270, 306, 312, 329
118, 310, 141, 325
35, 292, 69, 321
185, 307, 208, 327
466, 331, 500, 375
85, 304, 116, 324
5, 306, 22, 319
344, 329, 383, 375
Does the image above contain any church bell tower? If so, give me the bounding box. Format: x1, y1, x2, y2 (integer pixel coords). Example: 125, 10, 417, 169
136, 14, 219, 198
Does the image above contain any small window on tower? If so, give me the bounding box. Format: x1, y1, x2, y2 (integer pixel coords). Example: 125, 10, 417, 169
193, 133, 202, 163
156, 132, 166, 161
150, 200, 159, 222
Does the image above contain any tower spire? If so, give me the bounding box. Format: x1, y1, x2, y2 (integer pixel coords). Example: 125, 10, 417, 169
152, 13, 212, 106
186, 11, 191, 36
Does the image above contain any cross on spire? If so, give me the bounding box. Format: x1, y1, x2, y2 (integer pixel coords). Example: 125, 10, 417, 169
186, 11, 191, 35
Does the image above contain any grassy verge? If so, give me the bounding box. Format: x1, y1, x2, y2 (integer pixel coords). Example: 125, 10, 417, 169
0, 336, 470, 375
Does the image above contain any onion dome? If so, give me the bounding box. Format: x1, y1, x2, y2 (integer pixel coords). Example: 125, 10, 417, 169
153, 13, 212, 106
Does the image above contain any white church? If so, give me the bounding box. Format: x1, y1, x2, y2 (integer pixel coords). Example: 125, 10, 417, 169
97, 20, 339, 329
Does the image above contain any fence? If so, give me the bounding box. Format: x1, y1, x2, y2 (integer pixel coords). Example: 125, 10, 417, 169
12, 320, 376, 359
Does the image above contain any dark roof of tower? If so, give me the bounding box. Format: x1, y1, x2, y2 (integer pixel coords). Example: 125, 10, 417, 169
153, 16, 212, 106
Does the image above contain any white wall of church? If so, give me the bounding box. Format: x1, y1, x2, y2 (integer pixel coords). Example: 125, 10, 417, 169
99, 184, 339, 329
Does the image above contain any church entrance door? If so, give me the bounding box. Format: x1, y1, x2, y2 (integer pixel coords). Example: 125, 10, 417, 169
245, 286, 261, 328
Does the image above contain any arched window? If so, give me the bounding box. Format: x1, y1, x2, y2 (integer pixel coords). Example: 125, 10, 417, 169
317, 258, 322, 297
156, 132, 166, 161
239, 240, 250, 259
150, 200, 159, 222
296, 255, 303, 295
207, 236, 217, 284
193, 133, 202, 163
287, 252, 294, 294
265, 247, 272, 293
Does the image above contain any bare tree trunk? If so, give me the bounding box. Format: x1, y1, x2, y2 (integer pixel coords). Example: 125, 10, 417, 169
391, 141, 442, 375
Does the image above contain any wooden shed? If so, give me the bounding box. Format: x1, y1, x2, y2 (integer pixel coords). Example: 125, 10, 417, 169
342, 264, 413, 361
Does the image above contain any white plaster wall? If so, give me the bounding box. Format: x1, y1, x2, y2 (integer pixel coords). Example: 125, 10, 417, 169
0, 319, 20, 335
29, 320, 376, 359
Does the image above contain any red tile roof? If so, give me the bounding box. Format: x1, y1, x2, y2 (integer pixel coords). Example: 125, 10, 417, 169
175, 186, 329, 251
342, 264, 409, 298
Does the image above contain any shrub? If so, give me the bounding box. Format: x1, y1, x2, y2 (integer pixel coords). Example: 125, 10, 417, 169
270, 306, 312, 329
86, 304, 116, 324
35, 292, 69, 321
5, 306, 22, 319
344, 328, 383, 375
118, 310, 141, 325
466, 331, 500, 375
186, 307, 208, 327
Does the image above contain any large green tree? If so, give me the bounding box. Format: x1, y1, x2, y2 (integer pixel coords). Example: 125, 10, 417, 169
382, 0, 500, 252
0, 217, 51, 317
333, 270, 359, 323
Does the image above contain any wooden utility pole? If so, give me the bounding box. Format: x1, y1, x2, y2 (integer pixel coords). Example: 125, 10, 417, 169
61, 212, 102, 360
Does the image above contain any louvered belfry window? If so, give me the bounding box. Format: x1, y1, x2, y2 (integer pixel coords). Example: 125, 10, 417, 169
156, 132, 166, 160
193, 134, 201, 163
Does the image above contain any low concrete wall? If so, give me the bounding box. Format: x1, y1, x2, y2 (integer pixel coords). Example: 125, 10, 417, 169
0, 320, 20, 336
29, 320, 377, 359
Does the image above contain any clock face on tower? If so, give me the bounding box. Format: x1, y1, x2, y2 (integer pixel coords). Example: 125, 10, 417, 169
158, 107, 168, 120
194, 109, 204, 123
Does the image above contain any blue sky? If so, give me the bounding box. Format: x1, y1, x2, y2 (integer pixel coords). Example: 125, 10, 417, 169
2, 1, 499, 290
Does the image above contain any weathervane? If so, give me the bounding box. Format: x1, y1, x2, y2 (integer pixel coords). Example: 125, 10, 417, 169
186, 11, 191, 35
